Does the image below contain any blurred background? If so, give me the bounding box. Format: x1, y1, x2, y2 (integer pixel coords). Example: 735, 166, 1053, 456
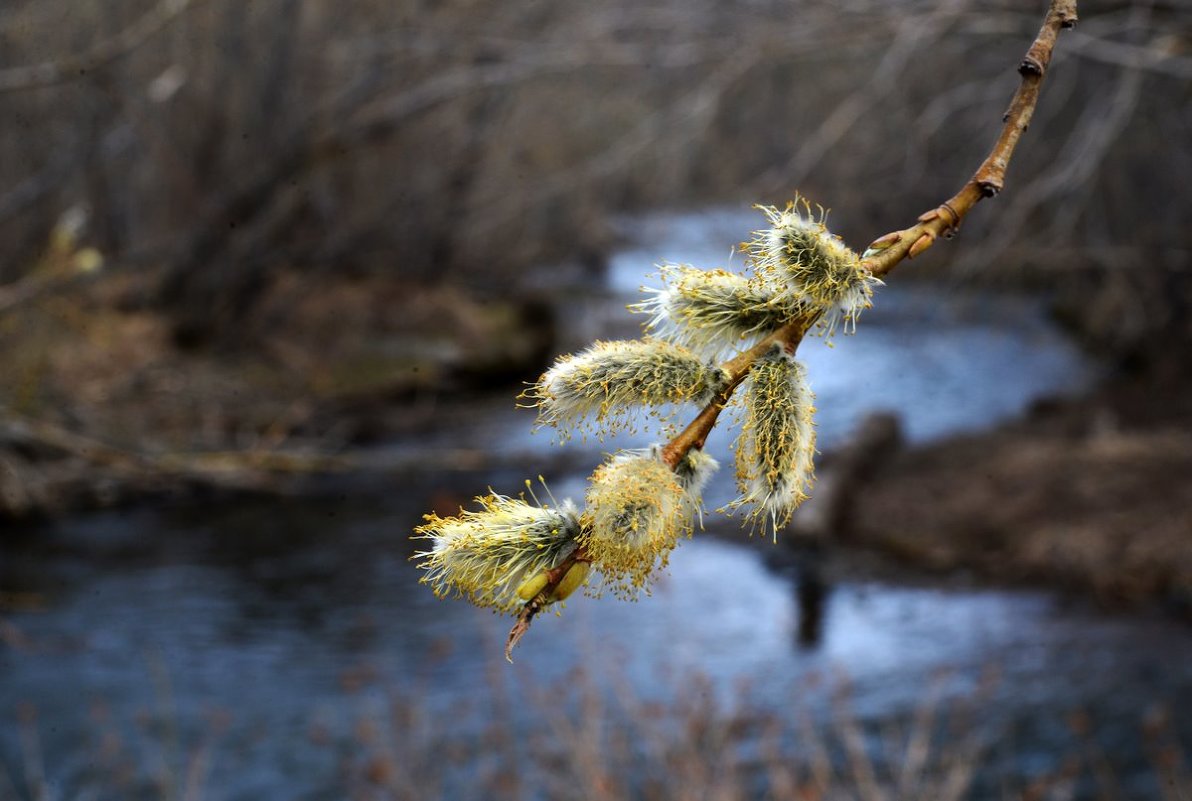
1, 0, 1190, 798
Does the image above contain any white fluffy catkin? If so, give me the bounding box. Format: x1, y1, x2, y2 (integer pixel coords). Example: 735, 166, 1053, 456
631, 265, 799, 358
748, 202, 881, 337
525, 338, 729, 437
413, 494, 582, 613
733, 344, 816, 538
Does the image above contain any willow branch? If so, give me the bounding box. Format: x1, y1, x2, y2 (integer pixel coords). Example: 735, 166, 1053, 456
505, 546, 590, 661
861, 0, 1078, 279
664, 0, 1077, 471
509, 0, 1078, 659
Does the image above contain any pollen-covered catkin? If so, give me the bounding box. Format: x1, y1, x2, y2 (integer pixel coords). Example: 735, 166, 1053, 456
525, 338, 730, 437
631, 265, 799, 358
413, 494, 582, 613
734, 344, 816, 537
748, 201, 880, 337
582, 448, 691, 599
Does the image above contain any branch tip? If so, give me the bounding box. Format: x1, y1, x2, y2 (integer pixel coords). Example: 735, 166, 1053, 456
505, 598, 543, 662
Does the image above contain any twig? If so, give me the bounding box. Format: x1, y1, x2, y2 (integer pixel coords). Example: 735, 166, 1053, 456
506, 0, 1079, 658
0, 0, 204, 94
665, 0, 1078, 471
505, 551, 589, 661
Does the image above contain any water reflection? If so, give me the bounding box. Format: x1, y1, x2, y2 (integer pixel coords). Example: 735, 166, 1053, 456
3, 489, 1192, 797
794, 554, 828, 651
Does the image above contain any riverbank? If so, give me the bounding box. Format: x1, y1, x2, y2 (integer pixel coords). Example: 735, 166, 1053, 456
842, 366, 1192, 617
0, 271, 556, 519
4, 266, 1188, 620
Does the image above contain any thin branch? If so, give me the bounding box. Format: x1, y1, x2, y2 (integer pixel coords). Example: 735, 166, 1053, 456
955, 47, 1142, 276
673, 0, 1079, 464
862, 0, 1079, 279
506, 0, 1080, 658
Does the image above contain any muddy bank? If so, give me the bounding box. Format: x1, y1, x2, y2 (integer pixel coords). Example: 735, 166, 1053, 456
0, 273, 556, 521
842, 370, 1192, 616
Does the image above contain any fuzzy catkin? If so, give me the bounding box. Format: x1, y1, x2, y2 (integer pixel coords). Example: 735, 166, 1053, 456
631, 265, 799, 358
748, 202, 879, 337
673, 446, 719, 519
413, 494, 582, 613
582, 448, 691, 599
525, 338, 730, 436
734, 344, 816, 537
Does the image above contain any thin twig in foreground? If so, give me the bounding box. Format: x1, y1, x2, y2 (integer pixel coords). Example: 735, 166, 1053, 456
508, 0, 1078, 659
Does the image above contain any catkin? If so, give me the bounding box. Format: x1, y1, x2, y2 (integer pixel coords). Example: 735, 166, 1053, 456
632, 265, 798, 358
734, 344, 816, 537
748, 201, 879, 337
525, 338, 730, 437
582, 448, 691, 599
414, 494, 582, 613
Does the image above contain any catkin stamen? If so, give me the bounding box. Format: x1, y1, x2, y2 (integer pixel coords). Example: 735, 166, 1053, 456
582, 447, 699, 600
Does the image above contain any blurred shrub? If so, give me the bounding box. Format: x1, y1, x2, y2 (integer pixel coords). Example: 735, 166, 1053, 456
0, 0, 1188, 360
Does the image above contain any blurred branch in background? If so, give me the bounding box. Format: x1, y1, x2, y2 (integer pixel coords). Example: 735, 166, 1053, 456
0, 0, 204, 94
0, 0, 1186, 349
0, 0, 1188, 522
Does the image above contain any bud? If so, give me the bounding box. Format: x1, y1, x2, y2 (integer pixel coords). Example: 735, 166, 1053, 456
748, 201, 880, 337
524, 339, 730, 438
514, 572, 551, 601
733, 345, 816, 538
631, 265, 798, 358
552, 561, 591, 601
413, 493, 581, 613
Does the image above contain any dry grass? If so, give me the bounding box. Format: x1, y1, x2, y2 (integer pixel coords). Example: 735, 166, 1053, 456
3, 661, 1189, 801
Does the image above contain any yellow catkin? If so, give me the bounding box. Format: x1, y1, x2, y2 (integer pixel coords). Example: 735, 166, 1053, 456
581, 448, 690, 600
523, 338, 730, 438
413, 494, 581, 614
747, 200, 880, 337
733, 344, 816, 538
631, 264, 799, 358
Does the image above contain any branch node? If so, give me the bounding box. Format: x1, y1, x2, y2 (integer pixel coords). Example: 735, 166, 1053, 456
1018, 55, 1045, 77
1058, 1, 1079, 28
939, 202, 961, 230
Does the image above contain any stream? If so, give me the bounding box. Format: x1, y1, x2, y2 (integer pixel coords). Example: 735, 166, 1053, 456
1, 208, 1188, 800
